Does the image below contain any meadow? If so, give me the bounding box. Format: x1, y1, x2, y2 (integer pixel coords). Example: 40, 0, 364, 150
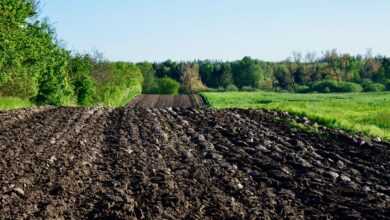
202, 91, 390, 139
0, 97, 33, 110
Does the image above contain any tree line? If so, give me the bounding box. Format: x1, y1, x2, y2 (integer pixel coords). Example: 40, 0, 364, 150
140, 50, 390, 93
0, 0, 143, 107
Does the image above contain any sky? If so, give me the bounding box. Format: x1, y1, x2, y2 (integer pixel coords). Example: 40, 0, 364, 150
40, 0, 390, 62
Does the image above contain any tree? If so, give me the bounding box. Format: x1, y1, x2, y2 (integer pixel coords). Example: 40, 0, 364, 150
274, 65, 293, 90
157, 77, 180, 95
137, 62, 157, 94
219, 63, 234, 88
180, 64, 207, 93
233, 57, 263, 88
69, 54, 95, 106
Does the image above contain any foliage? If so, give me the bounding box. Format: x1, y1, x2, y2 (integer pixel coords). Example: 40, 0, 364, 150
225, 84, 239, 91
0, 0, 91, 106
385, 80, 390, 91
0, 97, 32, 110
233, 57, 264, 88
241, 86, 256, 92
141, 50, 390, 94
180, 64, 207, 94
92, 61, 143, 107
202, 91, 390, 139
137, 62, 157, 94
362, 81, 386, 92
156, 77, 180, 95
295, 85, 311, 93
68, 54, 95, 106
310, 80, 363, 93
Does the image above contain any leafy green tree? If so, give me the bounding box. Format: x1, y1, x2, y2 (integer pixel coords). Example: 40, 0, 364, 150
69, 55, 95, 105
157, 77, 180, 95
199, 61, 215, 87
137, 62, 157, 94
34, 53, 75, 105
274, 65, 292, 90
233, 57, 263, 88
219, 63, 234, 88
0, 0, 82, 105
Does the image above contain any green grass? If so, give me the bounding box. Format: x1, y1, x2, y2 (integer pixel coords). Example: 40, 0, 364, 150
96, 82, 142, 107
0, 97, 33, 110
202, 91, 390, 140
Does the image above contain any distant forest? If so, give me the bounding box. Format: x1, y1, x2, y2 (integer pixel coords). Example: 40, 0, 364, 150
140, 51, 390, 94
1, 0, 390, 107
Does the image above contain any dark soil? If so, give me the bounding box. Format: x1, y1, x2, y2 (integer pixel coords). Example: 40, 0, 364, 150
128, 94, 205, 108
1, 97, 390, 219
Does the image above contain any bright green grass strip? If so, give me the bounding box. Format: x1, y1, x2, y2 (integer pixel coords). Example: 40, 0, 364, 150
202, 91, 390, 140
97, 82, 142, 107
0, 97, 33, 110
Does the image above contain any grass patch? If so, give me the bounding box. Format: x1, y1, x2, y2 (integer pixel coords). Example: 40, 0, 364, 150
0, 97, 33, 110
202, 91, 390, 140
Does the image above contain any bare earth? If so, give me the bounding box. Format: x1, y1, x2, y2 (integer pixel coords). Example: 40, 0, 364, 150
128, 94, 205, 108
0, 95, 389, 219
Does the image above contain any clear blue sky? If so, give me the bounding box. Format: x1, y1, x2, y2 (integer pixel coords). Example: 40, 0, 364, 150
40, 0, 390, 62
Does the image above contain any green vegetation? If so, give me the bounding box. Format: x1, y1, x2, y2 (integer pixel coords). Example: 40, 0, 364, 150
362, 81, 386, 92
0, 97, 32, 110
155, 77, 180, 95
143, 51, 390, 94
202, 91, 390, 139
309, 80, 363, 93
0, 0, 143, 108
92, 61, 143, 107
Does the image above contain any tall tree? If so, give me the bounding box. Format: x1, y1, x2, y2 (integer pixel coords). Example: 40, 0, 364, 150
233, 57, 263, 88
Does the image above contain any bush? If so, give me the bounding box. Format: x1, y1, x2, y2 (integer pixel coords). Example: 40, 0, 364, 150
337, 82, 363, 93
217, 86, 225, 92
225, 84, 239, 91
295, 85, 310, 93
385, 80, 390, 91
156, 77, 180, 95
310, 80, 362, 93
69, 55, 95, 106
258, 79, 274, 91
362, 81, 386, 92
92, 62, 144, 107
241, 86, 256, 92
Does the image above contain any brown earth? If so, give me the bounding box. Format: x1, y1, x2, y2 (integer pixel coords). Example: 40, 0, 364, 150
128, 94, 205, 108
1, 96, 390, 219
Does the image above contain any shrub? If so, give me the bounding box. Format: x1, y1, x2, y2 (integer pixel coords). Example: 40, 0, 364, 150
385, 80, 390, 91
258, 79, 274, 91
69, 55, 95, 106
310, 80, 362, 93
157, 77, 180, 95
311, 80, 339, 93
92, 62, 144, 106
295, 85, 311, 93
217, 86, 225, 92
241, 86, 256, 92
362, 81, 386, 92
337, 82, 363, 93
225, 84, 239, 91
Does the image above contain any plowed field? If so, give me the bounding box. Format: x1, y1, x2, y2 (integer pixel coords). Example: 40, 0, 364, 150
128, 95, 205, 108
1, 95, 389, 219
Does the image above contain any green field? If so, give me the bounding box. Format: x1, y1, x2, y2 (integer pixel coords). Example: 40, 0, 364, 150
202, 91, 390, 140
0, 97, 33, 110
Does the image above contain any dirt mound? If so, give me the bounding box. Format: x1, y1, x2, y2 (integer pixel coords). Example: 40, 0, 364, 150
1, 107, 389, 219
128, 95, 205, 108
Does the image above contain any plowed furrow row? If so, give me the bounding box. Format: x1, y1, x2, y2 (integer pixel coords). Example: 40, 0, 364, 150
1, 106, 390, 219
174, 109, 304, 218
0, 108, 51, 129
